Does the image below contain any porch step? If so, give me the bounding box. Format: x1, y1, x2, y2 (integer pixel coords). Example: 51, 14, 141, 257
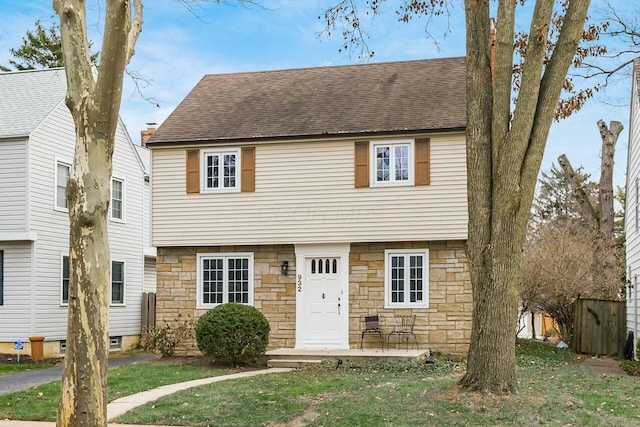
267, 359, 323, 368
264, 348, 430, 369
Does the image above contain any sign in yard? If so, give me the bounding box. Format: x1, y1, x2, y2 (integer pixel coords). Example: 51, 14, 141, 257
14, 340, 24, 362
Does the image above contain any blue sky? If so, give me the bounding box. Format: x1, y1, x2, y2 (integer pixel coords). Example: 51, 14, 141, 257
0, 0, 634, 188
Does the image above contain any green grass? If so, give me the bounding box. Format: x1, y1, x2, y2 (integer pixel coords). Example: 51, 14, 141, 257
115, 341, 640, 427
0, 363, 52, 376
0, 360, 230, 421
4, 341, 640, 426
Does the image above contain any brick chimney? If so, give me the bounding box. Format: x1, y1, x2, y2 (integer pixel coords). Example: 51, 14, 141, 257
140, 123, 157, 147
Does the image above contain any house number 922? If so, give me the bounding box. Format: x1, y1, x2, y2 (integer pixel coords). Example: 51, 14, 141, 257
297, 274, 302, 292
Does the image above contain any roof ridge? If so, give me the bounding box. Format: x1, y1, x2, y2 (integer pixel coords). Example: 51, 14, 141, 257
202, 56, 465, 78
0, 67, 65, 76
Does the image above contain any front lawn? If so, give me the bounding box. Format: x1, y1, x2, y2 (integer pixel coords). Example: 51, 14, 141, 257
0, 358, 231, 421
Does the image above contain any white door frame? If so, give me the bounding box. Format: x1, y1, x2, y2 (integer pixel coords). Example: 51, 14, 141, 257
294, 243, 350, 349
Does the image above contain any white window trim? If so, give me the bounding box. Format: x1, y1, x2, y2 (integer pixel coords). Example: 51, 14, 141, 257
200, 148, 241, 193
54, 160, 71, 212
60, 254, 70, 306
110, 177, 126, 223
384, 248, 429, 309
196, 252, 254, 309
110, 259, 126, 306
370, 139, 415, 187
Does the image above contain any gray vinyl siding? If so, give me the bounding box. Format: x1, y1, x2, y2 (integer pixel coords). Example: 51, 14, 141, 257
626, 65, 640, 340
0, 139, 28, 232
151, 133, 468, 246
0, 242, 34, 341
23, 102, 145, 341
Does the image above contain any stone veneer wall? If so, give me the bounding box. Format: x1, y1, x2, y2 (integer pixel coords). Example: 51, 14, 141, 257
350, 241, 471, 355
156, 240, 471, 356
156, 245, 297, 355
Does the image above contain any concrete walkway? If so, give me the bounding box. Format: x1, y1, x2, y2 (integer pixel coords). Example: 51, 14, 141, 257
0, 367, 292, 427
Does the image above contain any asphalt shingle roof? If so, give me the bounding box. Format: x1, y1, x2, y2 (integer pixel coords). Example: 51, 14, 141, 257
148, 57, 466, 145
0, 68, 67, 138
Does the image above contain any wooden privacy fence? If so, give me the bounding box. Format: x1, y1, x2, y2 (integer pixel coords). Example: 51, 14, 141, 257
573, 299, 625, 356
141, 292, 156, 329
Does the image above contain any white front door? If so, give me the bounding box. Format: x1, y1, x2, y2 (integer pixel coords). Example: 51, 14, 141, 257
295, 244, 350, 349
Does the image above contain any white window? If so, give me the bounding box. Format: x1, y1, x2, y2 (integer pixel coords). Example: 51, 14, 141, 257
111, 260, 125, 305
197, 253, 254, 309
371, 140, 414, 186
384, 249, 429, 309
111, 178, 125, 221
202, 149, 240, 192
55, 161, 71, 210
61, 255, 70, 305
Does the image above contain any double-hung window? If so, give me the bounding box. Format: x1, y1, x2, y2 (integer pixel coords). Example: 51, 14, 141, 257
56, 161, 71, 210
197, 253, 254, 308
111, 261, 125, 305
111, 178, 124, 221
202, 149, 240, 192
384, 249, 429, 308
61, 255, 70, 304
371, 140, 414, 186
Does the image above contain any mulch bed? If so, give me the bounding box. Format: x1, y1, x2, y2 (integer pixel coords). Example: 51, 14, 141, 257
0, 353, 63, 366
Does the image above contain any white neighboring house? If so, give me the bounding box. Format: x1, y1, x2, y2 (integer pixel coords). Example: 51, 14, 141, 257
0, 68, 153, 358
626, 58, 640, 359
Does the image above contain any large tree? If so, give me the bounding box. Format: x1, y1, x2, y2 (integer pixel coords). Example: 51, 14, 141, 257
322, 0, 593, 393
0, 20, 98, 71
53, 1, 142, 425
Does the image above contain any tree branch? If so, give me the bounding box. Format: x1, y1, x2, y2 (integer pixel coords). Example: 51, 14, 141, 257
519, 0, 592, 223
557, 153, 598, 230
127, 0, 143, 62
53, 0, 95, 112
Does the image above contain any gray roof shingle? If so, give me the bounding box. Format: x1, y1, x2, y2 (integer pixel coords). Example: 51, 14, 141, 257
0, 68, 67, 138
148, 57, 466, 145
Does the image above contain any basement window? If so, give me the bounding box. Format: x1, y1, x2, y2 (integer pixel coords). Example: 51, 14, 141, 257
109, 336, 122, 351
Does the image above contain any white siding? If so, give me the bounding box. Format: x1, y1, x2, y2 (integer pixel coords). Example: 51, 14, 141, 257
0, 242, 34, 341
626, 64, 640, 351
25, 102, 146, 340
0, 139, 28, 232
151, 134, 468, 246
143, 257, 157, 293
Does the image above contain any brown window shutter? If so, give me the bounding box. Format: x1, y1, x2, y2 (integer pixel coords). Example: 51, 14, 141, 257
354, 141, 369, 188
186, 149, 200, 194
415, 138, 430, 186
241, 147, 256, 192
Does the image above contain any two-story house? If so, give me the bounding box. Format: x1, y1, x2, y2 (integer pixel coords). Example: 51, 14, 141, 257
147, 57, 472, 354
0, 68, 152, 358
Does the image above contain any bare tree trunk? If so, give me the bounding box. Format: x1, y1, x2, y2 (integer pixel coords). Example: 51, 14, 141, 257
54, 1, 142, 426
598, 119, 623, 247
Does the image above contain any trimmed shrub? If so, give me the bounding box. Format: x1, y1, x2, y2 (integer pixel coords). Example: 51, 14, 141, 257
195, 303, 270, 365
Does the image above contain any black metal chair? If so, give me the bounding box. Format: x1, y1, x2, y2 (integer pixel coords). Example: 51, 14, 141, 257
360, 315, 385, 351
387, 315, 418, 350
